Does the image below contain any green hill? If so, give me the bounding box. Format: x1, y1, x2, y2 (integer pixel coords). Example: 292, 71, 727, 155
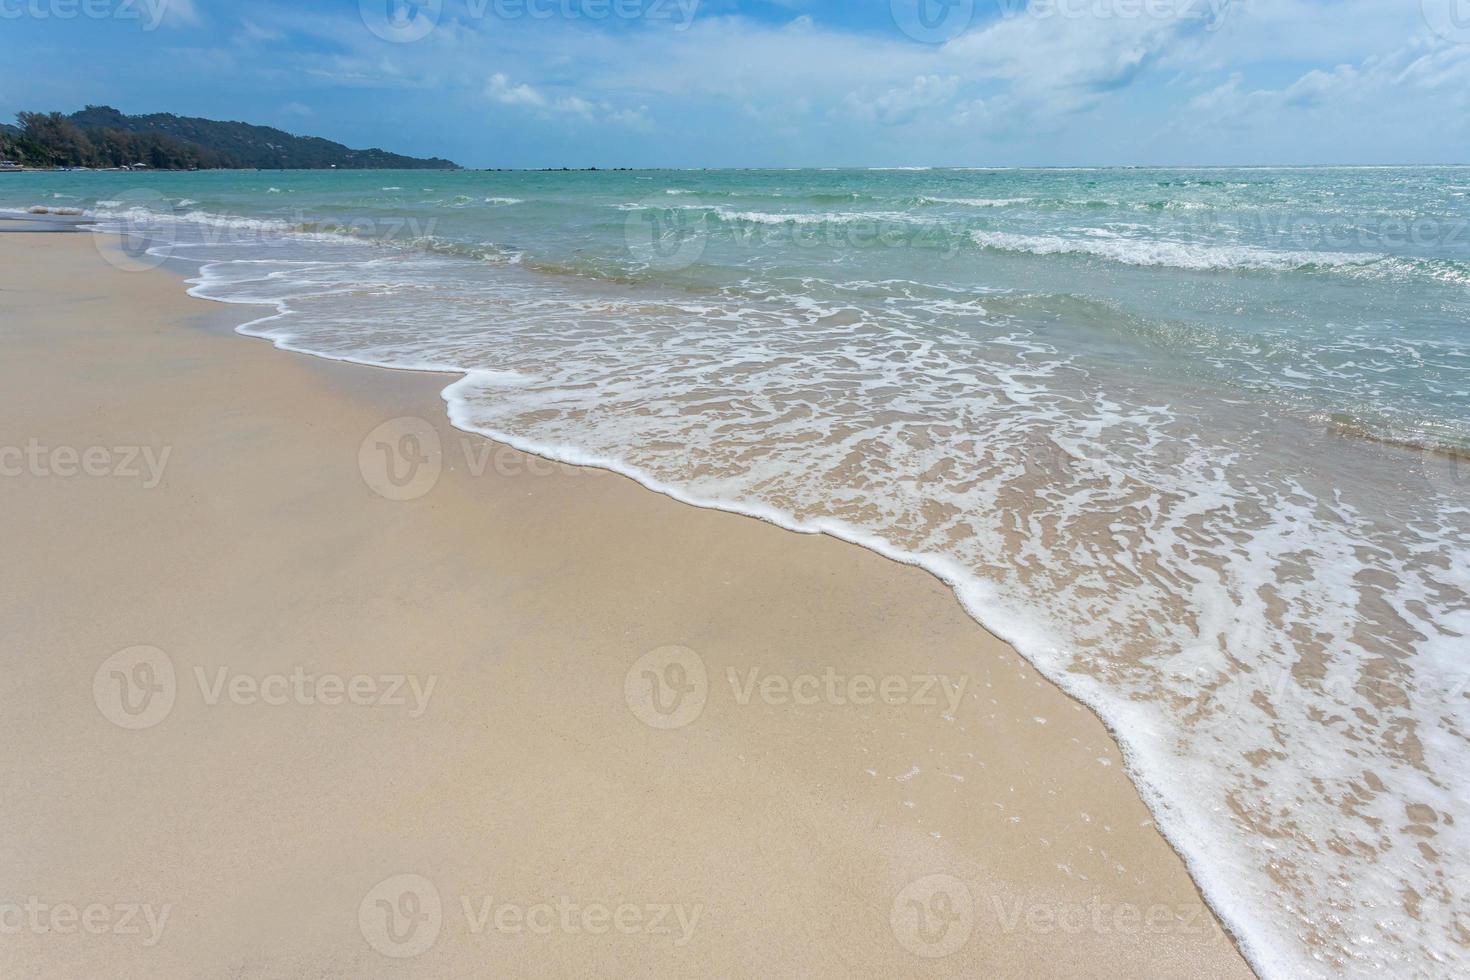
0, 105, 459, 170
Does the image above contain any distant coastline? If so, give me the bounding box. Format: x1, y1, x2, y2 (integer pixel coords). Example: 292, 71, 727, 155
0, 105, 458, 172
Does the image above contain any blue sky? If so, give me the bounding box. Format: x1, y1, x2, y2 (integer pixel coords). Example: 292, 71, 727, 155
2, 0, 1468, 167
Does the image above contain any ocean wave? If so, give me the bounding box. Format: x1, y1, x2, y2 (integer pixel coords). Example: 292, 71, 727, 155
969, 229, 1381, 272
705, 206, 933, 227
917, 196, 1034, 208
662, 188, 871, 205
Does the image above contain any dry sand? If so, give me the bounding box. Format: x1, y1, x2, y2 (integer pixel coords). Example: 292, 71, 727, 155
0, 228, 1254, 977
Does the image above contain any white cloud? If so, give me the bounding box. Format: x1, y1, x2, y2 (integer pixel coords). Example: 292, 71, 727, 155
842, 74, 961, 126
940, 0, 1225, 120
487, 72, 548, 108
237, 19, 284, 44
1186, 37, 1470, 130
486, 73, 651, 129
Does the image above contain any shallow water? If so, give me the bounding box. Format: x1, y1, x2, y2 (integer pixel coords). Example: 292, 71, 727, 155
6, 167, 1468, 977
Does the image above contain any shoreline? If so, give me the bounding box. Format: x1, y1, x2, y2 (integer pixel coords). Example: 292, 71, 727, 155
1, 229, 1253, 977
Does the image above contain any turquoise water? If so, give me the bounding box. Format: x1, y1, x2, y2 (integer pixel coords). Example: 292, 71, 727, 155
16, 167, 1470, 451
6, 168, 1469, 977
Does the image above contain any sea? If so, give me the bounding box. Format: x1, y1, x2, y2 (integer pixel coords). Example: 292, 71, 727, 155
5, 167, 1469, 978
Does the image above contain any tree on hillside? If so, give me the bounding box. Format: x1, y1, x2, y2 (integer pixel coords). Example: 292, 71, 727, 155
18, 112, 96, 165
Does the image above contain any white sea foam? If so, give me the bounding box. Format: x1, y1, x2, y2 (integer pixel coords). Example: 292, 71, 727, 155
970, 229, 1382, 272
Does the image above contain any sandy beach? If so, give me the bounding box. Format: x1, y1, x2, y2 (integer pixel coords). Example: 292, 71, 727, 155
0, 227, 1253, 977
